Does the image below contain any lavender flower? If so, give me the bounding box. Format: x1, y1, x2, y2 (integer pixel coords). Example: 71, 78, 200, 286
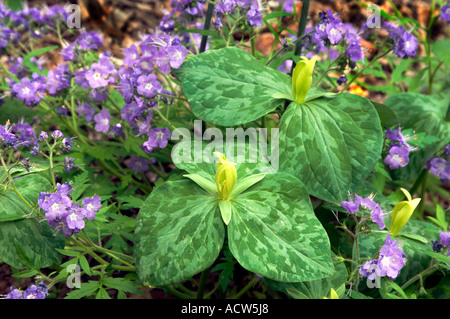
341, 193, 361, 214
94, 109, 111, 133
441, 4, 450, 23
0, 123, 17, 143
5, 287, 23, 299
444, 144, 450, 157
337, 75, 347, 85
426, 157, 450, 183
136, 74, 162, 98
82, 195, 102, 221
78, 103, 96, 122
376, 235, 406, 280
11, 76, 46, 107
359, 259, 378, 281
247, 0, 262, 27
23, 285, 47, 299
64, 156, 76, 173
440, 231, 450, 247
127, 156, 150, 173
394, 31, 418, 58
46, 63, 72, 96
142, 128, 171, 153
384, 145, 409, 170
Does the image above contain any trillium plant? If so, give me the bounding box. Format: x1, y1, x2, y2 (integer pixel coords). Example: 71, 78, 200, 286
0, 0, 449, 300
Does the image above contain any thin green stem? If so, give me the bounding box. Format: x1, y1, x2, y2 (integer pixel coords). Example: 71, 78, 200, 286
340, 50, 390, 93
196, 268, 210, 299
400, 262, 439, 291
228, 279, 255, 299
164, 286, 192, 299
0, 155, 33, 208
226, 16, 246, 47
200, 0, 215, 53
289, 0, 310, 75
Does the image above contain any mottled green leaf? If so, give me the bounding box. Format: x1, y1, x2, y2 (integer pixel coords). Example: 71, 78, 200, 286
384, 92, 450, 181
266, 253, 348, 299
279, 94, 383, 204
173, 47, 292, 126
0, 175, 65, 268
135, 180, 224, 287
228, 172, 334, 282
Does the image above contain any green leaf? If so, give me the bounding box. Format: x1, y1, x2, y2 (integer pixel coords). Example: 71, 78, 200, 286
79, 255, 92, 276
230, 173, 266, 198
384, 92, 450, 181
12, 269, 39, 278
102, 277, 143, 295
96, 287, 111, 299
135, 180, 224, 287
184, 173, 217, 196
173, 47, 292, 126
211, 246, 235, 292
371, 101, 400, 127
0, 174, 65, 268
71, 171, 90, 201
228, 172, 334, 282
266, 253, 348, 299
432, 38, 450, 68
279, 93, 383, 203
218, 199, 232, 225
65, 281, 100, 299
391, 59, 415, 83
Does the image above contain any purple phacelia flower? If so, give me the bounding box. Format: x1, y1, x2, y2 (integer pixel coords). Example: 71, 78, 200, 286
127, 156, 150, 173
341, 193, 361, 214
394, 31, 418, 58
359, 259, 378, 281
5, 287, 23, 299
65, 203, 87, 232
94, 109, 111, 133
136, 74, 162, 98
384, 145, 409, 170
64, 156, 76, 173
51, 130, 63, 139
78, 102, 96, 122
440, 231, 450, 247
23, 285, 47, 299
370, 205, 386, 229
376, 235, 406, 280
426, 157, 450, 183
82, 195, 102, 221
142, 127, 171, 153
247, 0, 262, 27
441, 4, 450, 23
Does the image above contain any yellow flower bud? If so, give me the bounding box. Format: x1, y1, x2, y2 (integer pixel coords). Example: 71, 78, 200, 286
321, 288, 339, 299
292, 56, 317, 104
390, 188, 421, 237
214, 152, 237, 200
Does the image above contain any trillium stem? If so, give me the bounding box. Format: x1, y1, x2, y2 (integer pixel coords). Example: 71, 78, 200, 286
200, 0, 215, 53
289, 0, 310, 76
196, 267, 211, 299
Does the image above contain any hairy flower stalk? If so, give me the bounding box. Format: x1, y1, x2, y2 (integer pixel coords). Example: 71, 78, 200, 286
214, 152, 237, 201
292, 56, 317, 104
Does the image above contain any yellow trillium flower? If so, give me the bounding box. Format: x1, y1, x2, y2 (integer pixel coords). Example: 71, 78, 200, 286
321, 288, 339, 299
214, 152, 237, 200
292, 56, 317, 104
389, 188, 421, 237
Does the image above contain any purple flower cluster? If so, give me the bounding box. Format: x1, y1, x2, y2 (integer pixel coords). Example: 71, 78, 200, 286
440, 3, 450, 23
11, 74, 46, 107
341, 193, 386, 229
384, 22, 418, 58
61, 31, 104, 62
38, 183, 101, 236
311, 9, 365, 63
426, 157, 450, 183
360, 235, 407, 280
4, 283, 48, 299
0, 5, 69, 51
383, 126, 412, 170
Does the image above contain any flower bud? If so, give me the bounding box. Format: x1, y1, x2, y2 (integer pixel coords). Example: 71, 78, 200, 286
292, 56, 317, 104
214, 152, 237, 200
390, 188, 421, 236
